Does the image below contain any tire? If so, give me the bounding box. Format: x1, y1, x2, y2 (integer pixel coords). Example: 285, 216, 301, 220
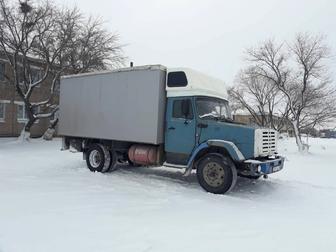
108, 150, 118, 172
86, 144, 111, 173
196, 154, 237, 194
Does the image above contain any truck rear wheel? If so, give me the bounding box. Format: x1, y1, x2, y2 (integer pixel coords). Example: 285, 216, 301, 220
196, 154, 237, 194
86, 144, 111, 173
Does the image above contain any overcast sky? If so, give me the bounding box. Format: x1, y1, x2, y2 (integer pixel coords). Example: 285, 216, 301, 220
55, 0, 336, 84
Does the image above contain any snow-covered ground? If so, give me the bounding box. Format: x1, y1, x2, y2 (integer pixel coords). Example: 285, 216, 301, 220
0, 137, 335, 252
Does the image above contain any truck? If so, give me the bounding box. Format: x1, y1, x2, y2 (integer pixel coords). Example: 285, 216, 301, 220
59, 65, 284, 194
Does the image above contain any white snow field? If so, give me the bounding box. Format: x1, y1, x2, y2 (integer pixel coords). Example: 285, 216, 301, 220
0, 137, 335, 252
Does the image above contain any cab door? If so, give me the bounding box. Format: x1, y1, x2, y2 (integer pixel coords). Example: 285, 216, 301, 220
165, 97, 196, 164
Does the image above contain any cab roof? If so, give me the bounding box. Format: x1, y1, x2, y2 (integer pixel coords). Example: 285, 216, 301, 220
167, 67, 228, 100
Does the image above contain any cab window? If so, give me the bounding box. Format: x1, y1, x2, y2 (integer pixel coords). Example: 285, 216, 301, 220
167, 71, 188, 87
172, 99, 193, 119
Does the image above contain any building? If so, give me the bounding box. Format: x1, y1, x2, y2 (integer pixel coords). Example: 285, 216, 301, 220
0, 56, 58, 137
320, 129, 336, 138
233, 112, 293, 135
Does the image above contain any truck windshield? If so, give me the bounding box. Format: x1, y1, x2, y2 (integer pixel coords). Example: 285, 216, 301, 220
196, 97, 232, 121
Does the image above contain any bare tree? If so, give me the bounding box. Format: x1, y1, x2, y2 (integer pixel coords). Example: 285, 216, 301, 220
230, 67, 289, 131
66, 17, 124, 74
243, 34, 336, 151
0, 0, 124, 140
290, 34, 336, 132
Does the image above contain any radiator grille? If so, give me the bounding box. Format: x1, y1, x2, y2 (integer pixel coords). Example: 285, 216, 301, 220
261, 130, 277, 155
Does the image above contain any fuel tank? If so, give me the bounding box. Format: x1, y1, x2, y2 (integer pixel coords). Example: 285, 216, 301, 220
128, 144, 162, 165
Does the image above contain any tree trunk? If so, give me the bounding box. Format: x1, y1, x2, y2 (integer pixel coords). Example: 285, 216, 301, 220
43, 118, 58, 140
18, 118, 35, 141
291, 120, 304, 152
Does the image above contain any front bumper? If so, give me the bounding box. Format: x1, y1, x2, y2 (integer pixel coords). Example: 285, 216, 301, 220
242, 156, 285, 176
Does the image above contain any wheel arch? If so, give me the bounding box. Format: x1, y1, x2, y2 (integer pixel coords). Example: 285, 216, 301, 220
192, 146, 231, 168
187, 140, 245, 170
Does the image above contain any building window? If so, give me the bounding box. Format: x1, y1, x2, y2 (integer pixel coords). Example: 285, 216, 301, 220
0, 102, 5, 121
17, 103, 28, 122
31, 69, 43, 84
0, 62, 5, 81
16, 103, 41, 123
17, 67, 43, 86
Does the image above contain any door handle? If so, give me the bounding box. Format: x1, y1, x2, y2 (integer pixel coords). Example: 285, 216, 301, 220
168, 126, 175, 130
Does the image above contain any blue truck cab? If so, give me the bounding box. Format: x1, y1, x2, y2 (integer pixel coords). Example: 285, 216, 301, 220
60, 65, 284, 194
162, 68, 284, 193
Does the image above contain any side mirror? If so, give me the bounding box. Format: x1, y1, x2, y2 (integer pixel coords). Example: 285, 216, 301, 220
181, 100, 190, 118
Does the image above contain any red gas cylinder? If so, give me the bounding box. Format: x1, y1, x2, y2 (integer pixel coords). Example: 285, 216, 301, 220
128, 145, 159, 165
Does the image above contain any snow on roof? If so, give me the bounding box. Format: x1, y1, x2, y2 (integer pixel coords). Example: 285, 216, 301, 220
61, 64, 167, 79
167, 68, 228, 100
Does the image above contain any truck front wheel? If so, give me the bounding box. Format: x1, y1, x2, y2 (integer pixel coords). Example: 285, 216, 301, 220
197, 154, 237, 194
86, 144, 111, 173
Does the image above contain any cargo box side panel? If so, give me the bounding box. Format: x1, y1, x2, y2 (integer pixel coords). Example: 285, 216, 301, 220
59, 69, 166, 144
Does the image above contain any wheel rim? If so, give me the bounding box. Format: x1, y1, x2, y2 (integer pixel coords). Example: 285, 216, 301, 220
203, 161, 225, 187
89, 150, 102, 168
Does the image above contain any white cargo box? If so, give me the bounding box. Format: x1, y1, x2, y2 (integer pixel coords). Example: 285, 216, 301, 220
59, 65, 167, 145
